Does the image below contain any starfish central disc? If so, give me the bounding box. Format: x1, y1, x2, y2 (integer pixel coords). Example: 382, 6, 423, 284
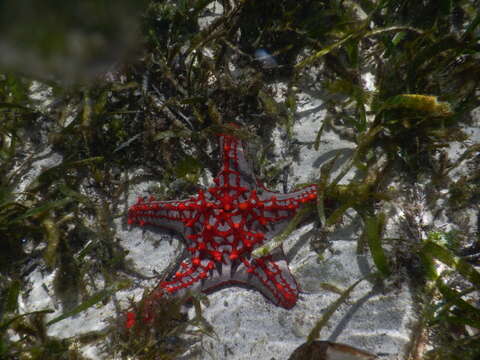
128, 132, 317, 309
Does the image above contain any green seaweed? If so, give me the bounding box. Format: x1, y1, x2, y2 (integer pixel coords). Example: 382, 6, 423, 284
365, 214, 391, 277
47, 283, 127, 326
307, 278, 365, 343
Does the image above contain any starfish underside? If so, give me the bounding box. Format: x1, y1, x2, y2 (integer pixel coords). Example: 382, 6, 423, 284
128, 133, 317, 309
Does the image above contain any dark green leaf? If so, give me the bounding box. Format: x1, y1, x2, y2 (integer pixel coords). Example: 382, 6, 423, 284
46, 285, 122, 326
4, 279, 21, 313
10, 198, 73, 224
307, 278, 364, 343
365, 214, 390, 277
422, 241, 480, 286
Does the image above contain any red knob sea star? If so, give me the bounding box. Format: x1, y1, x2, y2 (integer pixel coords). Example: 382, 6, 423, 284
128, 131, 317, 311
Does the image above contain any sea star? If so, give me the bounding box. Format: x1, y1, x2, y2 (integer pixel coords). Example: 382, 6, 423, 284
128, 130, 317, 311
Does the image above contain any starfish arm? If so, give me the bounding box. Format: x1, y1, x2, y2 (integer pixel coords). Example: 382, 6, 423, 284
158, 257, 216, 295
260, 184, 317, 204
214, 134, 255, 191
252, 185, 317, 233
150, 257, 240, 301
128, 196, 199, 235
233, 249, 299, 309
